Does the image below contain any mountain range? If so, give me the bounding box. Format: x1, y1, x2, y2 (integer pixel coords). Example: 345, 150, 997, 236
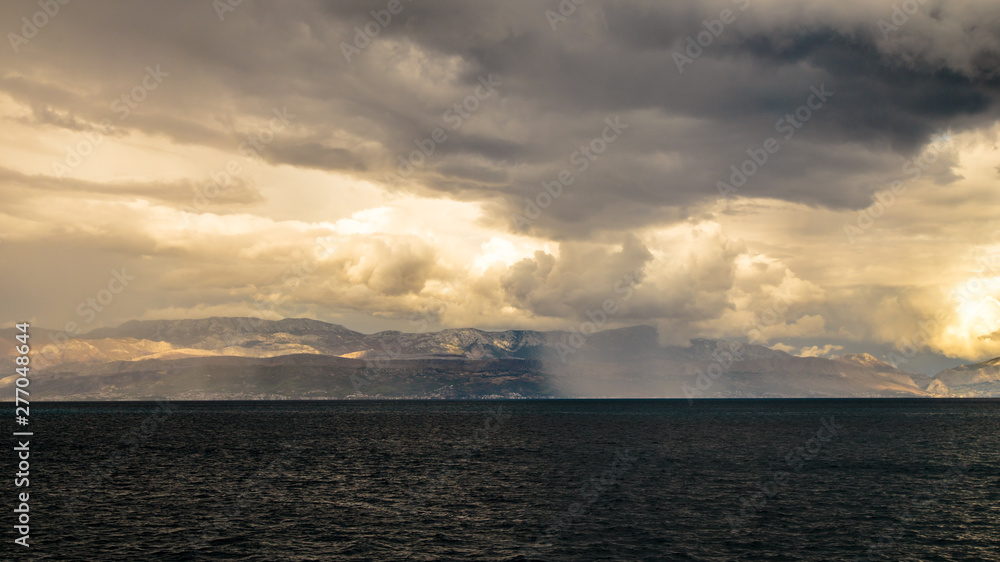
2, 317, 997, 400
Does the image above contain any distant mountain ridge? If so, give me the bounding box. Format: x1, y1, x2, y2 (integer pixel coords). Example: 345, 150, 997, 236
1, 317, 996, 400
28, 319, 769, 364
932, 357, 1000, 396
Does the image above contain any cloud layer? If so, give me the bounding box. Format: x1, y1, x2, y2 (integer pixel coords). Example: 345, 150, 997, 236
1, 0, 999, 370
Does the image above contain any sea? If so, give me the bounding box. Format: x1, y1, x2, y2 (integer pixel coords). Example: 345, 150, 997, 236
5, 399, 999, 560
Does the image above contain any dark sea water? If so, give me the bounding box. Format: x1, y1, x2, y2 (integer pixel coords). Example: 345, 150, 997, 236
5, 399, 1000, 560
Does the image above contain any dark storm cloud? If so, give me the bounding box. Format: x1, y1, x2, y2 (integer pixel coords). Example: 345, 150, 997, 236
260, 140, 366, 172
303, 0, 1000, 234
1, 0, 998, 238
730, 29, 994, 147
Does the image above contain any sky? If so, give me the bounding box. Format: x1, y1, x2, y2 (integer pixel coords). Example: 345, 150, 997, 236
1, 0, 998, 373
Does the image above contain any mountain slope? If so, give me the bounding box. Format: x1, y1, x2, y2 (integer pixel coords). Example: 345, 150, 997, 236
0, 317, 950, 400
932, 357, 1000, 397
